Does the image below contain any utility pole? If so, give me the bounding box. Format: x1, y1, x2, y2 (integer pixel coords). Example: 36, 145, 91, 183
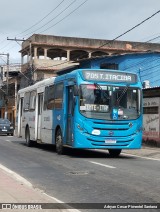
6, 53, 9, 119
0, 53, 9, 119
7, 37, 26, 42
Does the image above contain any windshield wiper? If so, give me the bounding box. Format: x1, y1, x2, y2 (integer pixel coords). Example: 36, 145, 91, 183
116, 86, 129, 105
94, 83, 110, 99
94, 83, 101, 90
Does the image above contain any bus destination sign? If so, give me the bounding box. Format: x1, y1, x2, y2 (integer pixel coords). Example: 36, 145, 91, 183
83, 70, 137, 83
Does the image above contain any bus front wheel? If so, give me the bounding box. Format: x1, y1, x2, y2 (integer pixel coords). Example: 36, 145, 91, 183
56, 129, 64, 154
108, 149, 122, 157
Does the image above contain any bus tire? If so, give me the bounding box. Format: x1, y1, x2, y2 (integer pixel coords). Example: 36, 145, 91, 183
56, 129, 64, 154
108, 149, 122, 157
26, 127, 32, 147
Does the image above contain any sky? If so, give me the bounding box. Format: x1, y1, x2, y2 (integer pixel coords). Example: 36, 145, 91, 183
1, 0, 160, 64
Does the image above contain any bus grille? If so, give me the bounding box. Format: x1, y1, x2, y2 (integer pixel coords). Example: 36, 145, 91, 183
86, 121, 136, 147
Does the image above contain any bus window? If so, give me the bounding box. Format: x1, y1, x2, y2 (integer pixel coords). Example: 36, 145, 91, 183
80, 85, 141, 120
54, 83, 63, 109
16, 94, 20, 111
24, 92, 30, 111
43, 87, 48, 110
29, 90, 36, 110
47, 85, 55, 110
38, 93, 43, 115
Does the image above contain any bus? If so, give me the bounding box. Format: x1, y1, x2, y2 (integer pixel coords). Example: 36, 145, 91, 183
15, 69, 143, 157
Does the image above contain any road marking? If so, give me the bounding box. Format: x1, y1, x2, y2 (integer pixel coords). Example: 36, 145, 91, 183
122, 153, 160, 161
89, 161, 116, 169
6, 140, 11, 143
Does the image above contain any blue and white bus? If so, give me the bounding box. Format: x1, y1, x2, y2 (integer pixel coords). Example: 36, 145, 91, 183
16, 69, 143, 156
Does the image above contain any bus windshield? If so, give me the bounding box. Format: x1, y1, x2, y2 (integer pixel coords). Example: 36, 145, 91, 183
79, 84, 141, 120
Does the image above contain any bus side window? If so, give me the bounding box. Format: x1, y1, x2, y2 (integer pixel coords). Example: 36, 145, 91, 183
44, 87, 49, 110
47, 85, 55, 110
16, 95, 20, 111
24, 92, 30, 111
29, 90, 36, 110
54, 83, 63, 109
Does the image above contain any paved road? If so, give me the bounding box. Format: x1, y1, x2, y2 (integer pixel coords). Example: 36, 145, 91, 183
0, 135, 159, 211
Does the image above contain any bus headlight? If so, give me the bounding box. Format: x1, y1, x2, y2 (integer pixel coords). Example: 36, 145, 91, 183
92, 129, 101, 135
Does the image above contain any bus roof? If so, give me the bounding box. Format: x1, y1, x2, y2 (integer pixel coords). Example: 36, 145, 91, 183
18, 69, 140, 95
18, 77, 56, 94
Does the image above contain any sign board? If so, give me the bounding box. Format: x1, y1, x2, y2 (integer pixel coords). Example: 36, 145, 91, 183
143, 98, 159, 107
143, 97, 160, 140
112, 108, 118, 120
82, 70, 137, 83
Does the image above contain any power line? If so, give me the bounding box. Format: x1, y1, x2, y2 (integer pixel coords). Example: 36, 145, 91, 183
99, 9, 160, 48
4, 3, 160, 80
40, 8, 160, 69
16, 0, 65, 37
0, 0, 66, 54
25, 0, 88, 36
39, 0, 88, 34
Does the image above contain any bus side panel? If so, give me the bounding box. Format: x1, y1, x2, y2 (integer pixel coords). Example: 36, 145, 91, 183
28, 111, 36, 141
41, 110, 53, 144
52, 109, 64, 145
21, 112, 26, 139
21, 111, 35, 140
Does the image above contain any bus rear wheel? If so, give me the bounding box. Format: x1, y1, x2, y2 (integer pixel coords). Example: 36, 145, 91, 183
56, 129, 64, 154
108, 149, 122, 157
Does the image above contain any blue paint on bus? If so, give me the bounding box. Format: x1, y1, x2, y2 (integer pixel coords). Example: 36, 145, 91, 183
52, 69, 143, 151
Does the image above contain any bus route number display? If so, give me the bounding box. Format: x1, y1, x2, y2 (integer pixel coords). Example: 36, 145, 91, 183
83, 70, 137, 83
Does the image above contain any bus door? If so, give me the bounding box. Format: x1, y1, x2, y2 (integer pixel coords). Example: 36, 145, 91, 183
18, 98, 23, 137
66, 86, 75, 145
37, 93, 43, 140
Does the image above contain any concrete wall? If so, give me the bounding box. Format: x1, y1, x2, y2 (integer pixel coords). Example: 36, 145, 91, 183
23, 34, 160, 52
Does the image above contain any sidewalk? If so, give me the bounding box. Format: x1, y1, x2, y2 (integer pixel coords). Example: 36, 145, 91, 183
0, 165, 76, 212
122, 145, 160, 159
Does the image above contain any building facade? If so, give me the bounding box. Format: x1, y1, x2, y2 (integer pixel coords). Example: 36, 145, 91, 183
79, 52, 160, 87
20, 34, 160, 88
0, 64, 20, 123
143, 87, 160, 146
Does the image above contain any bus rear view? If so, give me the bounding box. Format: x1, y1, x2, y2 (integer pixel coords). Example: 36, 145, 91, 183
66, 69, 143, 157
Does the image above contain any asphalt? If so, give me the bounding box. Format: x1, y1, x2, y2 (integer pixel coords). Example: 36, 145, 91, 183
0, 145, 160, 212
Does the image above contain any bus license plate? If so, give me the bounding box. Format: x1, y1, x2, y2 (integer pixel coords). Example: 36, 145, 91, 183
105, 139, 117, 144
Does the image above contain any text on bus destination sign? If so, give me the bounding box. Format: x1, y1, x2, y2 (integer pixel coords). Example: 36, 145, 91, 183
83, 71, 137, 83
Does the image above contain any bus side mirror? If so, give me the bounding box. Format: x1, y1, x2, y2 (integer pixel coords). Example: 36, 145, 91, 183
73, 85, 79, 96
